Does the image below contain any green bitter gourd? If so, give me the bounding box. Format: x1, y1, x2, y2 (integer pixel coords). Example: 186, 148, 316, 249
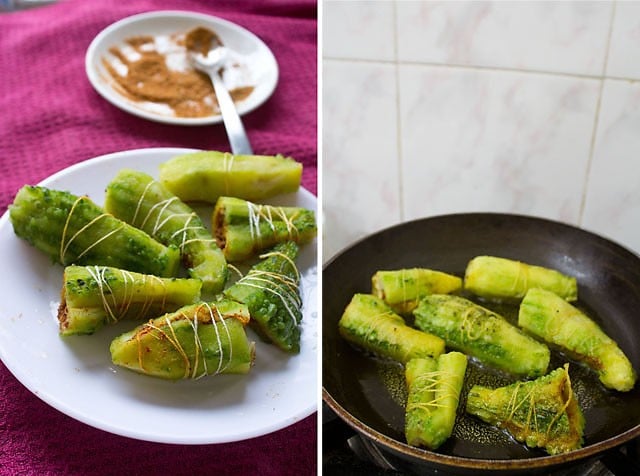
414, 294, 550, 378
466, 364, 585, 455
372, 268, 462, 314
405, 352, 468, 449
58, 265, 202, 336
338, 293, 445, 363
213, 196, 316, 262
464, 255, 577, 301
9, 185, 179, 277
519, 287, 636, 392
158, 151, 302, 204
110, 301, 254, 380
224, 241, 303, 353
104, 169, 228, 294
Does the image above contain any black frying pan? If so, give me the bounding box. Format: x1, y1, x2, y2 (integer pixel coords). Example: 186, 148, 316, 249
323, 213, 640, 474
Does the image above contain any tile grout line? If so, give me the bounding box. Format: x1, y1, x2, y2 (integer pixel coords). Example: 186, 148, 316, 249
578, 0, 617, 227
322, 56, 640, 84
392, 0, 405, 224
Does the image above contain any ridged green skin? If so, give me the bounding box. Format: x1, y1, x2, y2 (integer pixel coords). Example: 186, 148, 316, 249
158, 151, 302, 204
9, 185, 179, 277
414, 294, 550, 378
213, 196, 317, 262
104, 169, 228, 294
338, 294, 445, 363
59, 265, 202, 336
224, 242, 302, 353
110, 301, 254, 380
372, 268, 462, 314
519, 288, 637, 392
405, 352, 468, 450
466, 365, 585, 455
464, 256, 578, 301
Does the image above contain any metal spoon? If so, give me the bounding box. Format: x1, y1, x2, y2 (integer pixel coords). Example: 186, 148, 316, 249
190, 46, 253, 155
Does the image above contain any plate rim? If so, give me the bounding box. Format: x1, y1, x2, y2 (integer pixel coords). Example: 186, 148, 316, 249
0, 147, 317, 444
85, 10, 280, 126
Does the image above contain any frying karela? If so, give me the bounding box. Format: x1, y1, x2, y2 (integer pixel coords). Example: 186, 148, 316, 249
414, 294, 550, 378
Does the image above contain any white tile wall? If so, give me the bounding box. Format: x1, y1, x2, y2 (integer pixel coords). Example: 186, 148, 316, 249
322, 0, 640, 261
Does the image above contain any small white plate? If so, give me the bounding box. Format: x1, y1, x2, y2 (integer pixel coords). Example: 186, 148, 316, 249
85, 11, 279, 126
0, 148, 317, 444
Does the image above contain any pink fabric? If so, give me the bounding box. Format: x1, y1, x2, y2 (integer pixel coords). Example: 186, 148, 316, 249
0, 1, 317, 475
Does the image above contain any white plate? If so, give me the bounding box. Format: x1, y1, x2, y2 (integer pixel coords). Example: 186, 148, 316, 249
0, 148, 317, 444
85, 11, 279, 126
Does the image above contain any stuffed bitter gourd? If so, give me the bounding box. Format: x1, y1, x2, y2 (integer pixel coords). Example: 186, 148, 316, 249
464, 256, 577, 301
405, 352, 468, 449
224, 241, 303, 353
213, 196, 316, 262
372, 268, 462, 314
158, 151, 302, 204
413, 294, 550, 377
519, 288, 637, 392
58, 265, 202, 336
9, 185, 179, 277
110, 301, 254, 380
104, 169, 228, 294
338, 294, 445, 363
466, 364, 585, 455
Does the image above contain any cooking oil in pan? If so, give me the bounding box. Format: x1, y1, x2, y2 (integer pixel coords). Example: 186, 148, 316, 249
373, 294, 639, 458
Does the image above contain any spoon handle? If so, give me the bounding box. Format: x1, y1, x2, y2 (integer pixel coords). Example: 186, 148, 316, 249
208, 72, 253, 156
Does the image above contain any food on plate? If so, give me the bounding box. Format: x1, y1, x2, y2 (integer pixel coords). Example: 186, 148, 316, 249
466, 365, 585, 455
57, 265, 202, 336
338, 294, 445, 363
104, 169, 228, 294
519, 288, 637, 392
372, 268, 462, 314
213, 196, 316, 262
464, 255, 577, 301
102, 27, 253, 118
9, 185, 179, 277
110, 301, 254, 380
159, 151, 302, 203
413, 294, 550, 378
224, 242, 303, 353
405, 352, 468, 450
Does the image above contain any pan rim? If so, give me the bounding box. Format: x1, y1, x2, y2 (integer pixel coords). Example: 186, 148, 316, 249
324, 211, 640, 268
322, 388, 640, 471
323, 212, 640, 471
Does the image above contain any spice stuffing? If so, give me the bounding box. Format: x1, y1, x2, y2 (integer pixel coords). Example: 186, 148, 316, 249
102, 27, 254, 118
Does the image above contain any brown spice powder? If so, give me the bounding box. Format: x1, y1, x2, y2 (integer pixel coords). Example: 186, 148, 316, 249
103, 28, 253, 118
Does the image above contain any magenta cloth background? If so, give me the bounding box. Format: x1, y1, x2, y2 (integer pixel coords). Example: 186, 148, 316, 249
0, 1, 317, 475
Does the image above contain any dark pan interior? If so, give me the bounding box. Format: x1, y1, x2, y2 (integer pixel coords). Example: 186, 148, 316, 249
323, 213, 640, 470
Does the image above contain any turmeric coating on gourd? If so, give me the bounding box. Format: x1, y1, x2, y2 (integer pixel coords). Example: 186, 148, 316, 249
405, 352, 468, 449
58, 265, 201, 336
466, 364, 585, 455
414, 294, 550, 378
105, 169, 228, 294
371, 268, 462, 314
338, 294, 445, 363
110, 301, 254, 380
158, 151, 303, 204
9, 185, 179, 277
224, 242, 304, 353
213, 196, 316, 262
